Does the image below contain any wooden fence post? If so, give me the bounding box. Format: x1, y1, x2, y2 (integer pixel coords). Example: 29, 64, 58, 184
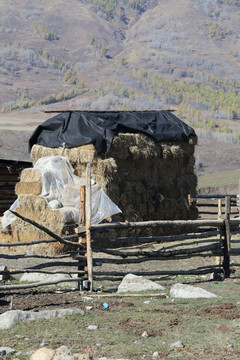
216, 198, 222, 266
238, 180, 240, 217
222, 196, 231, 278
86, 163, 93, 291
225, 196, 231, 219
80, 186, 86, 227
77, 186, 86, 291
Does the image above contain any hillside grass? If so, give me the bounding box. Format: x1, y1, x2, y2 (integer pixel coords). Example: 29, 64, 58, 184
198, 169, 240, 188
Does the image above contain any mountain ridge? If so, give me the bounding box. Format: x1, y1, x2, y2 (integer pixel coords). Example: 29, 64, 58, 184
0, 0, 240, 143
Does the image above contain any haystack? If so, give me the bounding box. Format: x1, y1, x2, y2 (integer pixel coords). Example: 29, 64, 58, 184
31, 133, 198, 225
0, 111, 198, 253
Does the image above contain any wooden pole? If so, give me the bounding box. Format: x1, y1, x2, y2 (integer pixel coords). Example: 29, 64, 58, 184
91, 219, 226, 231
77, 185, 86, 291
222, 219, 231, 278
238, 180, 240, 217
225, 196, 231, 220
216, 198, 222, 266
80, 186, 86, 228
86, 163, 93, 291
222, 196, 231, 277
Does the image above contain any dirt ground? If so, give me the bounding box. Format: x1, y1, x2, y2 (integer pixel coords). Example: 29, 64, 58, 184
0, 231, 240, 360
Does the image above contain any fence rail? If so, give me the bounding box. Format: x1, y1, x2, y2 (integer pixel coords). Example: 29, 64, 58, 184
0, 165, 239, 292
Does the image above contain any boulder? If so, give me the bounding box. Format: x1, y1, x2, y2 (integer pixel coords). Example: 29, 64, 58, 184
117, 274, 165, 293
170, 283, 217, 298
30, 347, 55, 360
0, 308, 84, 330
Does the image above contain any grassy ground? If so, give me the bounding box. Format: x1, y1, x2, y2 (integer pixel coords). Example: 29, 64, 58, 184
0, 248, 240, 360
198, 169, 240, 188
0, 276, 240, 360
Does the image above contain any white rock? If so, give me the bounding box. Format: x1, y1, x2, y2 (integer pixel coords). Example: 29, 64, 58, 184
170, 341, 185, 349
19, 273, 78, 287
30, 347, 55, 360
88, 325, 98, 330
144, 301, 150, 304
20, 273, 71, 283
85, 306, 93, 311
141, 331, 149, 338
53, 345, 72, 360
170, 283, 217, 299
48, 200, 63, 209
117, 274, 165, 293
82, 296, 93, 301
152, 351, 160, 357
40, 342, 49, 347
0, 347, 16, 356
0, 308, 84, 330
134, 340, 142, 345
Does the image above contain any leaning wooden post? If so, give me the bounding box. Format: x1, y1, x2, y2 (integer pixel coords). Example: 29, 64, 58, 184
86, 163, 93, 291
222, 196, 231, 278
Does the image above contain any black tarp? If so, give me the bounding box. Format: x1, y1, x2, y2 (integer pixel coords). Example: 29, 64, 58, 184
29, 111, 197, 154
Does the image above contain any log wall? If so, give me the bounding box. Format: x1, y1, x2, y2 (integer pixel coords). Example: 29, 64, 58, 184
0, 159, 32, 216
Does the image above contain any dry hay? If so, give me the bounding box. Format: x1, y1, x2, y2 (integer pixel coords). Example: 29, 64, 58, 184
0, 132, 198, 254
30, 133, 198, 225
20, 168, 42, 182
15, 181, 42, 195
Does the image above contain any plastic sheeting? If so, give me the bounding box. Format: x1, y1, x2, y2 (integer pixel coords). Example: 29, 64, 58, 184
29, 110, 197, 154
1, 156, 121, 228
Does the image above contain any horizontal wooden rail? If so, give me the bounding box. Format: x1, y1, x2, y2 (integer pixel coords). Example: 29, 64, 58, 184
4, 269, 87, 276
196, 194, 237, 199
0, 277, 88, 291
92, 242, 221, 259
92, 230, 221, 245
91, 219, 240, 231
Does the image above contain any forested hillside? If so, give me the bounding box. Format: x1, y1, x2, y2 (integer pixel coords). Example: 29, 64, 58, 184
1, 0, 240, 142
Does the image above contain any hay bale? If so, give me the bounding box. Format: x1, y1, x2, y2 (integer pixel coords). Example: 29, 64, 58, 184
27, 132, 199, 248
17, 194, 48, 212
20, 169, 42, 182
15, 181, 42, 195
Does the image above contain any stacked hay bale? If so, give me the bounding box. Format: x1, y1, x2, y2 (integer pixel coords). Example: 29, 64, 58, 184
0, 168, 75, 254
31, 132, 198, 226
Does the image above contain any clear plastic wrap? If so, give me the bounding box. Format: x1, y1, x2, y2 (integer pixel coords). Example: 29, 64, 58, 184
1, 156, 121, 228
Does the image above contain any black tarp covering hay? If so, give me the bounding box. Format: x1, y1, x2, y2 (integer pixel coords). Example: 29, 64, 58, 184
29, 110, 197, 154
30, 111, 198, 230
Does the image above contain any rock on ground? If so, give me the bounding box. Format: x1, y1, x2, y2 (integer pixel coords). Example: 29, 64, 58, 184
170, 341, 185, 349
170, 283, 218, 299
30, 346, 93, 360
117, 274, 165, 293
30, 347, 55, 360
0, 347, 16, 356
0, 308, 84, 330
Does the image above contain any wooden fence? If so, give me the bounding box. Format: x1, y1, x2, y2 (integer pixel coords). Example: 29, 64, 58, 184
196, 193, 240, 220
0, 165, 240, 292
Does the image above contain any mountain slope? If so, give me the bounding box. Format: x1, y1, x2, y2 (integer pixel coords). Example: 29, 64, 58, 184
0, 0, 240, 142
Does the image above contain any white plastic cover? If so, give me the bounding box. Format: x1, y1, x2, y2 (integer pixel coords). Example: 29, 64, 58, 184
1, 156, 121, 228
